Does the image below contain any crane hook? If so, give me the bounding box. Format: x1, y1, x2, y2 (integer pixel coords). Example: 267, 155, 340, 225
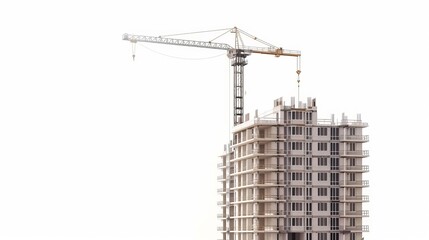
131, 42, 136, 61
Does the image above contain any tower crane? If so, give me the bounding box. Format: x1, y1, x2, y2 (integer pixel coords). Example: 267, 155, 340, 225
123, 27, 301, 126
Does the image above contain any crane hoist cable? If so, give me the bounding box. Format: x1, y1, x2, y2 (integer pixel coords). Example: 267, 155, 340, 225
137, 42, 225, 60
297, 56, 302, 101
131, 42, 136, 61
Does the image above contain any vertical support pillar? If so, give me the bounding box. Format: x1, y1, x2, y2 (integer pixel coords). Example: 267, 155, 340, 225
229, 49, 250, 126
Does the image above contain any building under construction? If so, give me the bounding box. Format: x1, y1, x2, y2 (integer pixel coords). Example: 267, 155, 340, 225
122, 27, 369, 240
218, 97, 369, 240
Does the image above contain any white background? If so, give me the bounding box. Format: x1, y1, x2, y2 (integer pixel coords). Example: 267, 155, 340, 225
1, 1, 428, 240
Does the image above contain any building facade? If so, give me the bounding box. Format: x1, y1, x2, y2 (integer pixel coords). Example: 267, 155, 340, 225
218, 97, 369, 240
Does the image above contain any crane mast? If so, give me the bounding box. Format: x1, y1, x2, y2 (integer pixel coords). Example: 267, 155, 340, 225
123, 27, 301, 126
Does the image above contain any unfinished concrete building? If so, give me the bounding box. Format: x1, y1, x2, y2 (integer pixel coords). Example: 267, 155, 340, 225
218, 97, 369, 240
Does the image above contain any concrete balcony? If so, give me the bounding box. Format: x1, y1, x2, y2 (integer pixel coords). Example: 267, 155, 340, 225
256, 164, 286, 171
288, 165, 305, 171
255, 209, 286, 217
217, 175, 226, 181
217, 201, 228, 206
340, 225, 369, 232
251, 225, 288, 232
255, 133, 286, 140
340, 180, 369, 187
229, 225, 302, 232
340, 165, 370, 172
232, 164, 286, 176
286, 135, 305, 141
231, 180, 286, 190
232, 213, 286, 219
233, 149, 286, 161
340, 150, 369, 158
255, 194, 286, 201
340, 195, 369, 202
286, 195, 305, 201
261, 179, 288, 185
339, 120, 369, 128
231, 195, 287, 204
232, 134, 287, 147
340, 135, 369, 142
340, 210, 369, 217
251, 149, 286, 156
286, 211, 306, 217
232, 118, 282, 132
217, 162, 226, 168
285, 226, 305, 232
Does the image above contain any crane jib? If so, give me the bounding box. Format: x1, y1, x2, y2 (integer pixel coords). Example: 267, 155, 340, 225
123, 33, 232, 51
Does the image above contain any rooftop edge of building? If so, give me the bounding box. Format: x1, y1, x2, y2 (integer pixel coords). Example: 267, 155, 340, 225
233, 96, 368, 132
